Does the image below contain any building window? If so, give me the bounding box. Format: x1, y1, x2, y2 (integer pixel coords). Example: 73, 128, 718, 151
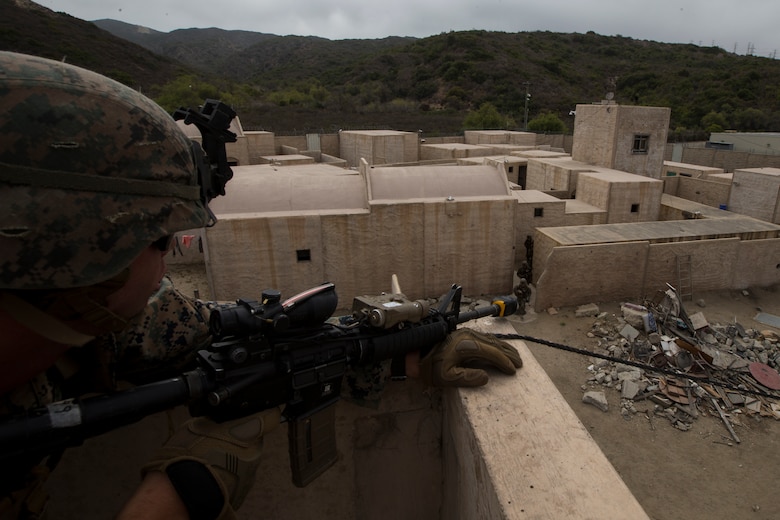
296, 249, 311, 262
631, 204, 640, 213
632, 134, 649, 154
534, 207, 544, 217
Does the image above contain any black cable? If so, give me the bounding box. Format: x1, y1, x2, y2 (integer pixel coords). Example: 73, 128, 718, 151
494, 333, 780, 400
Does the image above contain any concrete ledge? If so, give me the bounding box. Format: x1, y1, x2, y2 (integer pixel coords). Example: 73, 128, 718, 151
45, 318, 647, 519
444, 318, 649, 519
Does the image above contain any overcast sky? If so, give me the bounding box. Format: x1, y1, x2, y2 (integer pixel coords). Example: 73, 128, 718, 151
39, 0, 779, 59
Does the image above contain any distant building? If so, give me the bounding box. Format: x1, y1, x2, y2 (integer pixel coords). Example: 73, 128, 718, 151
709, 132, 780, 154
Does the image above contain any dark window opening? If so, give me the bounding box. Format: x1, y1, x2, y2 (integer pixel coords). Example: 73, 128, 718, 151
534, 207, 544, 217
630, 204, 640, 213
632, 134, 649, 154
296, 249, 311, 262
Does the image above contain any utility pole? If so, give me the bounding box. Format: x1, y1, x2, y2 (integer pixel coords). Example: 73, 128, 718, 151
523, 82, 530, 130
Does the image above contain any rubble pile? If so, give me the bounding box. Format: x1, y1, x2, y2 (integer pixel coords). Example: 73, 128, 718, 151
578, 287, 780, 442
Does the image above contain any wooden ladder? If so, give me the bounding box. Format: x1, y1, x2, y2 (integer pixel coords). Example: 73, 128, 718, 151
676, 254, 693, 301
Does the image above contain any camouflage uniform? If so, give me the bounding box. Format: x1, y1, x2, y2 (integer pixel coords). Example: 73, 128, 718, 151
0, 51, 215, 518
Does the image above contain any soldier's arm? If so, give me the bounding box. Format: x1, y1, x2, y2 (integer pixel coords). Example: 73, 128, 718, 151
117, 472, 189, 520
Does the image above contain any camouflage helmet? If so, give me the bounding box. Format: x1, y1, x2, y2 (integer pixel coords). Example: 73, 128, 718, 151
0, 51, 212, 290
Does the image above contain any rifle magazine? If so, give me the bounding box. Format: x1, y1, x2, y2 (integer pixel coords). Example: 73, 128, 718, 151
287, 399, 339, 487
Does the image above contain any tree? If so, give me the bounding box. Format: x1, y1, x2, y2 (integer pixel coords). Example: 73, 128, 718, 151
701, 111, 727, 133
154, 75, 249, 113
527, 112, 568, 133
463, 102, 514, 129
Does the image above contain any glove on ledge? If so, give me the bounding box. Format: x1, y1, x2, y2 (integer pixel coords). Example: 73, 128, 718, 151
420, 328, 522, 387
142, 407, 281, 520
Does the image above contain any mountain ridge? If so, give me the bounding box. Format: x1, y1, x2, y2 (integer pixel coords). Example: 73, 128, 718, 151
4, 1, 780, 136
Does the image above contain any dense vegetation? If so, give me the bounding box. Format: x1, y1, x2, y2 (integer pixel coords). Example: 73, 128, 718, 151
4, 0, 780, 138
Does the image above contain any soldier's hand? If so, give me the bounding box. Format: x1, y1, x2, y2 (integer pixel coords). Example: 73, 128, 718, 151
419, 328, 522, 387
142, 407, 281, 519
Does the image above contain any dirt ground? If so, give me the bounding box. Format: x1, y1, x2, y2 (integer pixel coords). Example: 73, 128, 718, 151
167, 264, 780, 520
506, 285, 780, 520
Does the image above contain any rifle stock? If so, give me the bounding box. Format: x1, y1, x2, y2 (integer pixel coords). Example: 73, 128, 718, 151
0, 282, 517, 487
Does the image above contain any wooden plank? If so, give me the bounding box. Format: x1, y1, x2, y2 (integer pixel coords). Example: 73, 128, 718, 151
443, 318, 650, 519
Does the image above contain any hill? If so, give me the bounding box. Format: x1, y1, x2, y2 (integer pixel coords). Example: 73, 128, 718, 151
0, 0, 194, 92
5, 0, 780, 137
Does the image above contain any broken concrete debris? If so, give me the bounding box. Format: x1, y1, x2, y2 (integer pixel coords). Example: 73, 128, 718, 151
579, 286, 780, 439
575, 303, 600, 318
582, 390, 609, 412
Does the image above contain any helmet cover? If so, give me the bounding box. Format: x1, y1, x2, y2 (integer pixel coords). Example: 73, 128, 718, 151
0, 51, 211, 289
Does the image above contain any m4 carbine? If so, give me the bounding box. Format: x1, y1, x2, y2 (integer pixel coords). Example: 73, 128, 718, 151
0, 282, 517, 486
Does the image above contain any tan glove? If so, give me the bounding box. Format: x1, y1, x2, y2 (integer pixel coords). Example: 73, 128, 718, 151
142, 407, 281, 518
420, 328, 522, 387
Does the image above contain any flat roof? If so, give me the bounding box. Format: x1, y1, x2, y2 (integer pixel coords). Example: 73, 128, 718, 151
660, 194, 735, 219
564, 199, 605, 214
340, 130, 414, 136
664, 161, 724, 172
458, 155, 528, 165
538, 217, 780, 246
260, 154, 315, 163
422, 143, 492, 150
513, 150, 570, 158
579, 168, 663, 183
734, 167, 780, 176
464, 130, 535, 136
513, 190, 563, 203
368, 164, 509, 200
209, 164, 365, 215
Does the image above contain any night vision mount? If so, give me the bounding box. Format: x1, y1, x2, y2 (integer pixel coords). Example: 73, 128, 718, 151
174, 99, 237, 215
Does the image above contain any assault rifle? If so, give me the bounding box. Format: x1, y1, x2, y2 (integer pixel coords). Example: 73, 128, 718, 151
0, 281, 517, 487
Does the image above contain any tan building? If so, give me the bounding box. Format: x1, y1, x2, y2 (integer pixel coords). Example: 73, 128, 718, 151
575, 168, 663, 223
572, 103, 670, 178
533, 194, 780, 310
338, 130, 419, 168
202, 162, 517, 304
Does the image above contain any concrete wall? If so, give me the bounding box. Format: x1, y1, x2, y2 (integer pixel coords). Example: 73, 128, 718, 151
728, 168, 780, 223
666, 176, 731, 209
642, 238, 739, 296
535, 133, 573, 154
532, 219, 780, 311
243, 131, 275, 163
572, 103, 619, 167
735, 238, 780, 288
525, 157, 593, 195
464, 130, 536, 146
420, 143, 495, 161
709, 132, 780, 154
572, 104, 669, 179
662, 161, 724, 178
534, 240, 649, 309
205, 198, 516, 305
512, 192, 567, 266
575, 171, 662, 223
612, 106, 670, 178
442, 319, 649, 520
665, 144, 780, 172
339, 131, 419, 168
165, 228, 207, 266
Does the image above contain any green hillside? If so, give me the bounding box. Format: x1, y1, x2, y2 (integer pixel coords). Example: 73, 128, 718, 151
4, 0, 780, 137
